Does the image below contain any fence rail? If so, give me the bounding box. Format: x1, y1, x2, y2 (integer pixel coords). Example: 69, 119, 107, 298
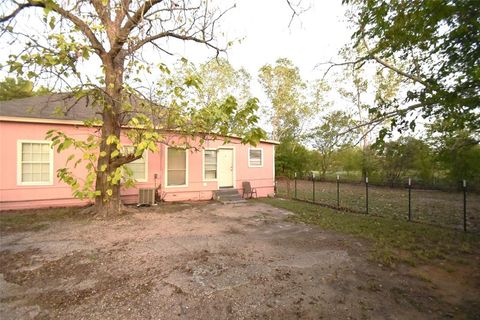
275, 177, 480, 233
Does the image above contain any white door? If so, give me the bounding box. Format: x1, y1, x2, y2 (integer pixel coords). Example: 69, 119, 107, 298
218, 149, 234, 188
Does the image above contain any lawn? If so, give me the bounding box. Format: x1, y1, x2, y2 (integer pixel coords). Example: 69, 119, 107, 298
276, 179, 480, 232
259, 197, 480, 268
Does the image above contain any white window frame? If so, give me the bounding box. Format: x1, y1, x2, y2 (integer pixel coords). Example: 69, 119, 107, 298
248, 147, 264, 168
203, 148, 218, 182
17, 140, 54, 186
122, 146, 148, 183
165, 146, 189, 188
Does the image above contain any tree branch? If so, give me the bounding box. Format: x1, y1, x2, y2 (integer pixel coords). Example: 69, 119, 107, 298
110, 0, 164, 56
285, 0, 309, 27
1, 0, 107, 55
361, 38, 431, 89
340, 102, 425, 137
110, 153, 142, 168
0, 1, 43, 22
317, 57, 367, 80
129, 31, 223, 55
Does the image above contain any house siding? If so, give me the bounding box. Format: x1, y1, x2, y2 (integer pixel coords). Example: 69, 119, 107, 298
0, 120, 275, 210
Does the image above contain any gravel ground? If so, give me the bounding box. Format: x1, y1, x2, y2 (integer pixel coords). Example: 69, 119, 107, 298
0, 201, 478, 319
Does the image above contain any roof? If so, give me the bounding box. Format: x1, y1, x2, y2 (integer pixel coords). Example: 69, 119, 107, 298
0, 93, 99, 121
0, 94, 280, 145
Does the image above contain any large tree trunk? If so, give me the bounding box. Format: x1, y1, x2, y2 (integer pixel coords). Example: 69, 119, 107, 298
94, 54, 125, 217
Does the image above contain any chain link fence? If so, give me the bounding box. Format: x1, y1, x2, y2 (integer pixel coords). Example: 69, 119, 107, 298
275, 177, 480, 233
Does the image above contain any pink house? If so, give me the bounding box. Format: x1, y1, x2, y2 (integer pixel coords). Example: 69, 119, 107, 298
0, 95, 278, 210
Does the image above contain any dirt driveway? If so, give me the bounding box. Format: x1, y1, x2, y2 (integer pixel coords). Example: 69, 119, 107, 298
0, 201, 476, 319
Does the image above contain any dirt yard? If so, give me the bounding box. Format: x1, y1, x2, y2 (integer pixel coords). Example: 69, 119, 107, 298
1, 201, 479, 319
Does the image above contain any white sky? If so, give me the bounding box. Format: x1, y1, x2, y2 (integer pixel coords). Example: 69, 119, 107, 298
168, 0, 353, 133
176, 0, 351, 98
1, 0, 351, 96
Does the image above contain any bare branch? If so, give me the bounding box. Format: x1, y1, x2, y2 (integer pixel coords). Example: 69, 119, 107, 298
131, 31, 219, 54
317, 57, 367, 80
1, 0, 107, 55
285, 0, 309, 27
339, 102, 425, 137
361, 38, 431, 89
111, 0, 165, 55
0, 1, 43, 23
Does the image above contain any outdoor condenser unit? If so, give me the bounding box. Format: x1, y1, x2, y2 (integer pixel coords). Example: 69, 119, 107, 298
138, 188, 156, 206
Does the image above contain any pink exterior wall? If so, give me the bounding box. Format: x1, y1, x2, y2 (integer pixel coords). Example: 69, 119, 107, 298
160, 137, 275, 202
0, 120, 276, 210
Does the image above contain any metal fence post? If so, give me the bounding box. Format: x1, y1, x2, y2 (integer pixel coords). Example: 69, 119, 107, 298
336, 174, 340, 208
408, 178, 412, 222
294, 172, 297, 199
463, 179, 467, 232
365, 176, 369, 214
312, 173, 316, 202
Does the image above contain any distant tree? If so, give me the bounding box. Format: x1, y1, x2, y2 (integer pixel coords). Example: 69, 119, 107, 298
331, 147, 362, 178
380, 138, 414, 186
428, 121, 480, 186
0, 77, 34, 100
407, 139, 436, 185
0, 77, 52, 101
309, 111, 357, 178
334, 45, 402, 179
258, 58, 313, 141
197, 58, 251, 106
380, 137, 437, 186
259, 58, 328, 180
275, 137, 313, 178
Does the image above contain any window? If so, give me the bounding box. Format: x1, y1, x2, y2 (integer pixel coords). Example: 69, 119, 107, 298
248, 148, 263, 167
18, 141, 53, 185
122, 146, 147, 182
204, 150, 217, 180
167, 147, 187, 186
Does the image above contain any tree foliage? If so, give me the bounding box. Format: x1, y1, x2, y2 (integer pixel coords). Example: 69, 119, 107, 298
197, 58, 252, 106
380, 137, 432, 186
274, 138, 313, 178
258, 58, 314, 141
428, 120, 480, 186
343, 0, 480, 137
0, 77, 49, 100
309, 111, 357, 177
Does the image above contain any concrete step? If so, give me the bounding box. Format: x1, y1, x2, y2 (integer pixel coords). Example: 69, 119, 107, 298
216, 189, 240, 195
218, 194, 243, 201
213, 189, 245, 204
220, 199, 247, 205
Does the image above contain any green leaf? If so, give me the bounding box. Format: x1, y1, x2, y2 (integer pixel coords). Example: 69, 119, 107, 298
49, 16, 56, 29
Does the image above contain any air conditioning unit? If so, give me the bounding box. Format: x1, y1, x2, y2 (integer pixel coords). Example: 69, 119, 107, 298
138, 188, 156, 206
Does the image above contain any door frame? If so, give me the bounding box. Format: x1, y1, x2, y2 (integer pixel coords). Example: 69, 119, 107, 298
217, 146, 236, 189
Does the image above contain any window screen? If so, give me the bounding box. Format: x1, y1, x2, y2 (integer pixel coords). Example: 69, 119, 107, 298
167, 148, 187, 186
249, 149, 262, 167
204, 150, 217, 179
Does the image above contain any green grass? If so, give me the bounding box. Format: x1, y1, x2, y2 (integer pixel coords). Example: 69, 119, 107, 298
259, 198, 480, 268
0, 207, 83, 233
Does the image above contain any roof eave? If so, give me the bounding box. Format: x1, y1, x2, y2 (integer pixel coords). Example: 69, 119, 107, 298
0, 116, 280, 145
